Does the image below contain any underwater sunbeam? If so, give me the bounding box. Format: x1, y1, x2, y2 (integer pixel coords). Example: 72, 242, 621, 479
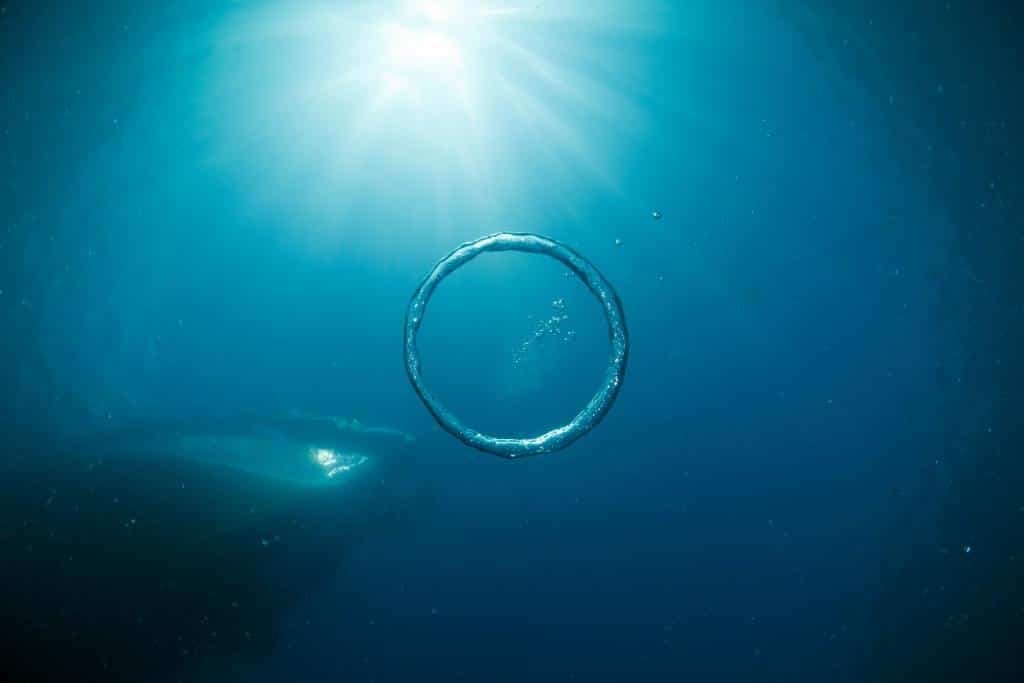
204, 1, 658, 237
384, 26, 464, 75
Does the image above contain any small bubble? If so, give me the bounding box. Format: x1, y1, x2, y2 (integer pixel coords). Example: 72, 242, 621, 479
963, 545, 972, 554
614, 238, 623, 247
651, 210, 662, 220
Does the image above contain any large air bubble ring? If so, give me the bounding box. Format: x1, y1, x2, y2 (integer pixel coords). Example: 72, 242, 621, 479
404, 232, 628, 459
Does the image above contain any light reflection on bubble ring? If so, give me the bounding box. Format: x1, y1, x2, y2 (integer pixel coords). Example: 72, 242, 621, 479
404, 232, 628, 459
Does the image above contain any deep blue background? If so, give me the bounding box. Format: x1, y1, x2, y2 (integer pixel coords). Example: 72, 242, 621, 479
3, 1, 1020, 681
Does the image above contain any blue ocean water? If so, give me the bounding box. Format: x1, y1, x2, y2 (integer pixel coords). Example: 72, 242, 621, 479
2, 1, 1021, 682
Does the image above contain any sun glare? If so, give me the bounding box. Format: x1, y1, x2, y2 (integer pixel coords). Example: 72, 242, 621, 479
417, 0, 459, 24
384, 25, 464, 75
377, 1, 481, 95
206, 0, 661, 238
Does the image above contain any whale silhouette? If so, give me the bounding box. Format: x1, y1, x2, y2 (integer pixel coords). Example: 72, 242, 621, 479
0, 413, 425, 682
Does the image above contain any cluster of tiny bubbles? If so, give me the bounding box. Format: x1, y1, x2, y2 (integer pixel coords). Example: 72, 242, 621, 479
512, 297, 578, 368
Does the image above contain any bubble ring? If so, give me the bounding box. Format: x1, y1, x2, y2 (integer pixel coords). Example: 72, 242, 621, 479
404, 232, 628, 459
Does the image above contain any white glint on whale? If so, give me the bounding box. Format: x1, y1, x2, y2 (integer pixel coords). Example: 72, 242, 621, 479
404, 232, 628, 459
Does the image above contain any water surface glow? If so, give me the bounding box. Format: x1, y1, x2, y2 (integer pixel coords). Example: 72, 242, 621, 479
205, 0, 665, 237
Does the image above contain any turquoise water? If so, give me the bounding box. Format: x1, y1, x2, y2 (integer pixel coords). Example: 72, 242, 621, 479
2, 2, 1021, 681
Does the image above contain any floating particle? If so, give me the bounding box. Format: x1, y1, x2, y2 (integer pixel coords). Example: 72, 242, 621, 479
652, 210, 662, 220
614, 238, 624, 247
963, 545, 972, 554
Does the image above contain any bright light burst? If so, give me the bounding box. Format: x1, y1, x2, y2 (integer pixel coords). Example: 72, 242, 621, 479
311, 447, 368, 479
205, 0, 665, 241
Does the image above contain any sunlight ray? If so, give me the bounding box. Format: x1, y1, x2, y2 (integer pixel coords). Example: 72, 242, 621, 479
202, 0, 663, 243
